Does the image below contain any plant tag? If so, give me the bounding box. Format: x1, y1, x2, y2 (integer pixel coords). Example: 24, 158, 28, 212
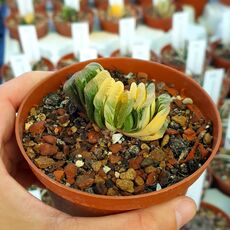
185, 40, 207, 75
16, 0, 34, 15
119, 17, 136, 55
18, 25, 41, 62
132, 43, 150, 60
71, 22, 90, 57
64, 0, 80, 11
225, 114, 230, 150
203, 69, 224, 105
172, 11, 189, 51
108, 0, 124, 6
10, 54, 32, 77
153, 0, 167, 6
221, 11, 230, 47
79, 48, 98, 62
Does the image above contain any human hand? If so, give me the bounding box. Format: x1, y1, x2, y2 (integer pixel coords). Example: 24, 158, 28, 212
0, 72, 196, 230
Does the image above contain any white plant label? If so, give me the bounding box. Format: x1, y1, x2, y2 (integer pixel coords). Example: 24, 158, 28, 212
71, 22, 90, 57
16, 0, 34, 15
19, 25, 41, 62
225, 114, 230, 150
132, 43, 150, 61
222, 11, 230, 46
172, 11, 190, 51
186, 40, 207, 75
10, 54, 32, 77
108, 0, 124, 6
79, 48, 98, 62
64, 0, 80, 11
153, 0, 168, 6
203, 69, 224, 105
119, 17, 136, 55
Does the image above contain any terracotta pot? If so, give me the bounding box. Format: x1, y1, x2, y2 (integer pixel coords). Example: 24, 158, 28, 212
137, 0, 152, 7
111, 49, 159, 63
98, 5, 140, 34
201, 202, 230, 225
52, 0, 88, 12
1, 58, 55, 82
15, 58, 222, 216
210, 41, 230, 71
5, 13, 49, 40
94, 0, 129, 10
177, 0, 207, 18
6, 0, 46, 13
209, 158, 230, 197
220, 0, 230, 6
56, 53, 103, 69
53, 9, 94, 37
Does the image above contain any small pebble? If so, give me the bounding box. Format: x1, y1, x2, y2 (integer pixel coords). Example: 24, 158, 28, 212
115, 171, 120, 178
75, 160, 84, 168
92, 161, 102, 172
156, 183, 162, 191
112, 133, 123, 144
135, 176, 144, 186
141, 143, 150, 151
103, 165, 111, 174
120, 168, 136, 180
182, 97, 193, 105
116, 179, 134, 193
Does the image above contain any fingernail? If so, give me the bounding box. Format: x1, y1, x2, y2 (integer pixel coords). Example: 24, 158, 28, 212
175, 197, 197, 229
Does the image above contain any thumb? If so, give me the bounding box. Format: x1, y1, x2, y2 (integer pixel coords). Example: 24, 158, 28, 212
56, 196, 196, 230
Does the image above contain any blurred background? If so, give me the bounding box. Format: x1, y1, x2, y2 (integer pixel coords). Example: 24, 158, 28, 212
0, 0, 229, 228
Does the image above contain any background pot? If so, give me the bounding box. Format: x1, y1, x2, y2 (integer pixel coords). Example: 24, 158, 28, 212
111, 49, 159, 63
32, 57, 55, 71
53, 10, 94, 37
177, 0, 207, 19
210, 41, 230, 71
137, 0, 152, 8
6, 0, 46, 13
220, 0, 230, 6
160, 44, 186, 72
209, 157, 230, 197
16, 58, 222, 217
5, 13, 49, 40
94, 0, 129, 10
52, 0, 89, 12
99, 5, 140, 34
57, 52, 103, 69
143, 7, 172, 32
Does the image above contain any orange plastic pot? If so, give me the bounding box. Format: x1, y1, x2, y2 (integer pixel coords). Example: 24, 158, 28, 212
52, 0, 89, 12
15, 58, 221, 216
201, 202, 230, 225
210, 41, 230, 71
94, 0, 129, 10
6, 0, 46, 13
56, 53, 103, 69
53, 9, 94, 37
220, 0, 230, 6
5, 13, 49, 40
98, 5, 140, 34
143, 8, 172, 31
177, 0, 207, 18
137, 0, 152, 7
111, 49, 159, 63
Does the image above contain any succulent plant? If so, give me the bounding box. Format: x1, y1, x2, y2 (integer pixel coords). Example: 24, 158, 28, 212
61, 6, 79, 22
20, 13, 35, 24
154, 0, 175, 19
64, 62, 171, 141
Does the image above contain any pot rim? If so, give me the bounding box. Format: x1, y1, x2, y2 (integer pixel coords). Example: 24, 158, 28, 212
15, 57, 222, 201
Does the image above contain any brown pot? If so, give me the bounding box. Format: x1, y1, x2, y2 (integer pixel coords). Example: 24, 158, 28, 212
160, 44, 186, 72
53, 9, 94, 37
6, 0, 46, 14
210, 41, 230, 71
52, 0, 88, 12
137, 0, 152, 7
1, 58, 55, 82
220, 0, 230, 6
201, 202, 230, 225
209, 158, 230, 197
177, 0, 207, 18
94, 0, 129, 10
56, 52, 103, 69
143, 8, 172, 31
15, 58, 222, 216
111, 49, 159, 63
98, 5, 140, 34
5, 13, 49, 40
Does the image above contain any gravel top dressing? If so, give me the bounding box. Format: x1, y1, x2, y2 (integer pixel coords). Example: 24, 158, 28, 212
22, 63, 213, 196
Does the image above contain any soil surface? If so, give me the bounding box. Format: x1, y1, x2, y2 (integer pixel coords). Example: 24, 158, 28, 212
22, 69, 213, 196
